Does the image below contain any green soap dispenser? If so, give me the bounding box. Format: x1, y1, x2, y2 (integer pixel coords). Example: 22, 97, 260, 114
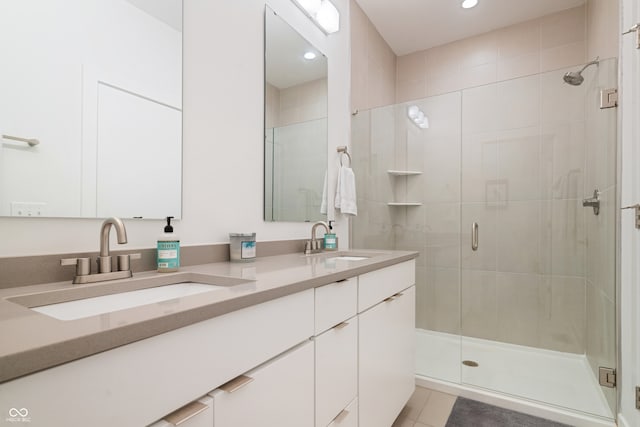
324, 220, 338, 251
157, 216, 180, 272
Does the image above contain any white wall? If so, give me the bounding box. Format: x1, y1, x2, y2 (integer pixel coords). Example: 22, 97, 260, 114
0, 0, 351, 257
0, 0, 86, 217
0, 0, 182, 219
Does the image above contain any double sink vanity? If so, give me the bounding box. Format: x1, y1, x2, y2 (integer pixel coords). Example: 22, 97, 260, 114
0, 248, 417, 427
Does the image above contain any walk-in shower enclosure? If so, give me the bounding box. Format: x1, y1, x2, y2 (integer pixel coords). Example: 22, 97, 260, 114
352, 59, 617, 420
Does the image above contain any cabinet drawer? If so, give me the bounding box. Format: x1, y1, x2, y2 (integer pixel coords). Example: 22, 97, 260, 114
210, 340, 314, 427
358, 260, 415, 312
315, 317, 358, 427
327, 398, 358, 427
148, 396, 213, 427
315, 277, 357, 334
0, 289, 314, 427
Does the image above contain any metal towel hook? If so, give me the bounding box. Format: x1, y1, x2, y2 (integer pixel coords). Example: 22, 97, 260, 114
337, 146, 352, 167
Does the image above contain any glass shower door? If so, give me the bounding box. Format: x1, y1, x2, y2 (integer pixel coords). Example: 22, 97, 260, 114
459, 59, 618, 419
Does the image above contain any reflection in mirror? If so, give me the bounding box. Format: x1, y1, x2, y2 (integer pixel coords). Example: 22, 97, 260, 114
264, 7, 328, 222
0, 0, 182, 219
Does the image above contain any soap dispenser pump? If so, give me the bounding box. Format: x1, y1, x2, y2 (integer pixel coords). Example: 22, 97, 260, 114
157, 216, 180, 272
324, 220, 338, 251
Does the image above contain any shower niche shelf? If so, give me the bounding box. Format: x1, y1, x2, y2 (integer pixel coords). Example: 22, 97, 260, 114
387, 170, 422, 176
387, 170, 423, 206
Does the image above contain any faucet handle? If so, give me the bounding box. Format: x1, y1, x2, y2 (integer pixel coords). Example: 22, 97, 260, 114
117, 253, 141, 272
61, 257, 91, 277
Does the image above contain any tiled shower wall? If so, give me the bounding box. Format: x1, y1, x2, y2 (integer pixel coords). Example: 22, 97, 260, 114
351, 0, 618, 363
350, 1, 618, 112
265, 79, 328, 221
265, 79, 328, 128
395, 6, 590, 103
350, 0, 396, 112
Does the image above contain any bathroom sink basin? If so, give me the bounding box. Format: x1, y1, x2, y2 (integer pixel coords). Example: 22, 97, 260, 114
8, 273, 250, 321
325, 256, 369, 261
31, 282, 225, 320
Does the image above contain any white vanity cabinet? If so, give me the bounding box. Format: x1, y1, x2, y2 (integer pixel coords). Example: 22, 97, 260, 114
358, 260, 416, 427
0, 258, 417, 427
314, 277, 357, 334
0, 289, 314, 427
209, 340, 314, 427
314, 278, 358, 427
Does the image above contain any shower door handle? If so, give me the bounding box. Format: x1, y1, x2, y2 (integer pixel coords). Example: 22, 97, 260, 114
471, 222, 479, 251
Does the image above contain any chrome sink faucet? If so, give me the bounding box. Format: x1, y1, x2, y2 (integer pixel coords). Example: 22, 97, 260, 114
304, 221, 330, 255
61, 217, 140, 284
98, 217, 128, 273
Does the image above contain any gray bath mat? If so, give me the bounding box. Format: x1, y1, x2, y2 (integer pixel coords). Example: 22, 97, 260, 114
445, 397, 572, 427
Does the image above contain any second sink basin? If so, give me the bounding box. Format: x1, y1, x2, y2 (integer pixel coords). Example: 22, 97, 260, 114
325, 256, 369, 261
31, 282, 225, 321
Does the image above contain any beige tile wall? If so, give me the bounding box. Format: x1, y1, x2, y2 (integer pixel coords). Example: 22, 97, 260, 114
278, 78, 328, 126
265, 83, 280, 129
351, 2, 619, 359
587, 0, 619, 60
456, 64, 593, 353
350, 0, 396, 112
265, 78, 328, 128
396, 6, 588, 103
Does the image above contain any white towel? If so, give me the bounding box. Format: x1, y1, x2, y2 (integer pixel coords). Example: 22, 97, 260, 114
320, 170, 328, 214
335, 166, 357, 216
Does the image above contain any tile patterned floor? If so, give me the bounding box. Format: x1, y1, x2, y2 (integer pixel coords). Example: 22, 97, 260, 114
393, 386, 573, 427
392, 386, 458, 427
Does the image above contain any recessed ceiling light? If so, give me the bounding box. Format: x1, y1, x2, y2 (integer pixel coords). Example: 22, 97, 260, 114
461, 0, 478, 9
303, 51, 317, 60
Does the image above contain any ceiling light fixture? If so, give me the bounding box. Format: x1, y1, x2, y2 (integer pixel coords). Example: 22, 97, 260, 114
461, 0, 479, 9
303, 51, 317, 60
292, 0, 340, 34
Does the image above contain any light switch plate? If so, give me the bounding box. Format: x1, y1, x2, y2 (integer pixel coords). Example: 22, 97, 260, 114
10, 202, 47, 217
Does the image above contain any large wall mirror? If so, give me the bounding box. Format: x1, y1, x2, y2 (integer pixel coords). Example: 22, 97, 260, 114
264, 6, 328, 222
0, 0, 182, 219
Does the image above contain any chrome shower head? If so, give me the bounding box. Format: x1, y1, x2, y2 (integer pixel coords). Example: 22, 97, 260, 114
562, 57, 599, 86
563, 71, 584, 86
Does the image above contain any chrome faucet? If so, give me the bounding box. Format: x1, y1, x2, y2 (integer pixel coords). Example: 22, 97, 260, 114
98, 217, 128, 273
304, 221, 330, 255
61, 217, 140, 284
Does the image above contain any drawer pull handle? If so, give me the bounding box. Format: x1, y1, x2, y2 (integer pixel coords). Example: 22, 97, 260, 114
333, 321, 349, 330
164, 401, 208, 426
384, 292, 403, 303
336, 279, 348, 283
219, 374, 254, 393
333, 409, 350, 423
